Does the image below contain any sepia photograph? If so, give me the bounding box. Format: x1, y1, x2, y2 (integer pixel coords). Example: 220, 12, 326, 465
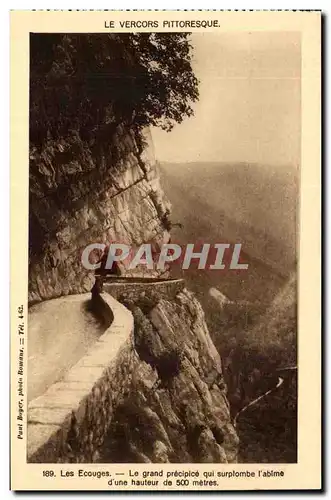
27, 29, 299, 465
10, 10, 321, 491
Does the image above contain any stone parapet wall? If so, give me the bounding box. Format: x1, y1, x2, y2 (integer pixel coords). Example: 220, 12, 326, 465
103, 278, 185, 303
27, 293, 134, 463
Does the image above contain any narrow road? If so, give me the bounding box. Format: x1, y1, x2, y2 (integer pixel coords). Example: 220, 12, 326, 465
28, 294, 105, 403
28, 279, 182, 404
233, 377, 284, 427
233, 366, 297, 427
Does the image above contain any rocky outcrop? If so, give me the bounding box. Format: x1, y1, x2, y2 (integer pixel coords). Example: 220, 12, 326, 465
99, 289, 238, 464
29, 127, 171, 304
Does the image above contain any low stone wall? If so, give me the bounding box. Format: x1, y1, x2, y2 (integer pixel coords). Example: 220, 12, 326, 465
90, 292, 114, 327
103, 278, 185, 303
27, 292, 134, 463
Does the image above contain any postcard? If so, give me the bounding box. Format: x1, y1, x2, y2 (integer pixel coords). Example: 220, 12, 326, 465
10, 10, 321, 491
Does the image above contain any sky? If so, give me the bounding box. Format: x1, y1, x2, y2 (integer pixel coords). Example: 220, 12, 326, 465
151, 32, 301, 166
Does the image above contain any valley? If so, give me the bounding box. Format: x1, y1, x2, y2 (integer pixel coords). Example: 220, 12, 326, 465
160, 160, 298, 463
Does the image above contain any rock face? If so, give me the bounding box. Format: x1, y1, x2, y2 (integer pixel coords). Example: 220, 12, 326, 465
29, 125, 171, 304
99, 289, 238, 463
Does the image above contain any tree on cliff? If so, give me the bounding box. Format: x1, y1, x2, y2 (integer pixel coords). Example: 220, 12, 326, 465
30, 33, 199, 146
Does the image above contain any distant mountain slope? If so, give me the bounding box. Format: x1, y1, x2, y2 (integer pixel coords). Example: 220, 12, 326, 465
160, 162, 298, 276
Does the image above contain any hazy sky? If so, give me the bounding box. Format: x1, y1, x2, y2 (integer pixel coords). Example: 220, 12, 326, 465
151, 32, 301, 166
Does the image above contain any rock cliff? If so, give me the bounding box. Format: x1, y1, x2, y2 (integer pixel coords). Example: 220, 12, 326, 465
29, 126, 171, 304
28, 122, 239, 462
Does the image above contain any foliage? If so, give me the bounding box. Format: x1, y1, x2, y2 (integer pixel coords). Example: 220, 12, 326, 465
30, 33, 199, 147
